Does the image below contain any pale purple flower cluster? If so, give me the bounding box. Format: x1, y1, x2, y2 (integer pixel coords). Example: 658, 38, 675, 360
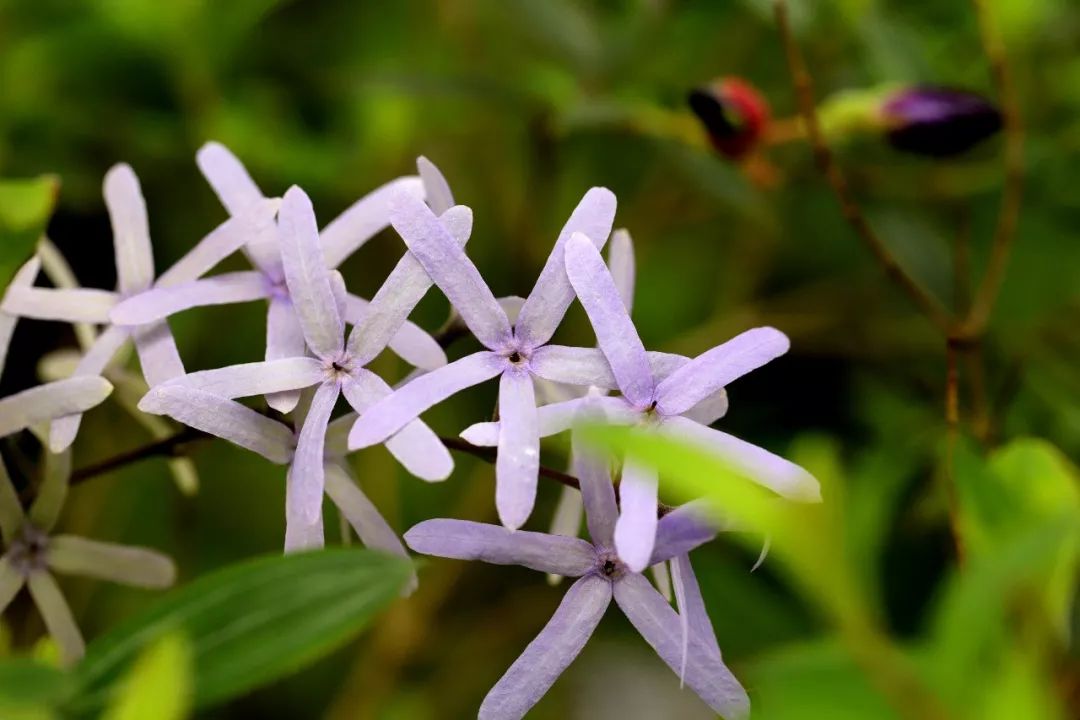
0, 143, 820, 714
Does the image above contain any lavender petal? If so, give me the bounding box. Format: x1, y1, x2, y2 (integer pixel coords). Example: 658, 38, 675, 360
104, 164, 155, 293
496, 369, 540, 530
288, 381, 339, 523
265, 296, 308, 413
0, 287, 117, 324
614, 460, 659, 572
110, 272, 268, 325
0, 377, 112, 440
320, 176, 425, 269
149, 357, 324, 401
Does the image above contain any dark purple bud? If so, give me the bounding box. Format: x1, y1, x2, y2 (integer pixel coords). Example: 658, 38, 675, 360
882, 86, 1002, 157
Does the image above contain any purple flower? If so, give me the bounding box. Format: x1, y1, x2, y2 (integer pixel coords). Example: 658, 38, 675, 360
348, 188, 619, 529
0, 446, 174, 665
0, 164, 271, 451
881, 86, 1002, 157
459, 234, 816, 571
404, 430, 749, 719
0, 258, 113, 443
140, 186, 462, 544
110, 143, 452, 414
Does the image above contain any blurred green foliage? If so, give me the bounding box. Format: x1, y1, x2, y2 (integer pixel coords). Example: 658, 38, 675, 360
0, 0, 1077, 717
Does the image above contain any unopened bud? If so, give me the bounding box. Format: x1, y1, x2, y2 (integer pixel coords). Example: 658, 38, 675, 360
688, 77, 771, 160
880, 86, 1002, 157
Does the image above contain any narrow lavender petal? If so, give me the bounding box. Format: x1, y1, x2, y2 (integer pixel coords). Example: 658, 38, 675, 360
614, 460, 659, 572
1, 287, 117, 323
0, 377, 112, 439
343, 294, 446, 371
321, 176, 425, 269
661, 416, 821, 501
49, 326, 129, 451
0, 557, 24, 613
608, 229, 635, 312
672, 554, 722, 662
265, 297, 307, 413
345, 204, 471, 365
149, 357, 324, 401
131, 321, 185, 387
655, 327, 790, 416
479, 575, 611, 720
650, 503, 720, 565
0, 256, 41, 376
528, 345, 615, 388
139, 385, 295, 463
27, 572, 85, 666
515, 187, 618, 348
0, 459, 24, 545
389, 192, 511, 350
47, 536, 176, 588
564, 233, 653, 406
27, 449, 70, 533
283, 465, 324, 552
340, 370, 452, 481
155, 198, 280, 287
460, 396, 591, 447
104, 164, 155, 293
614, 573, 750, 719
329, 271, 348, 323
681, 388, 729, 425
550, 484, 584, 538
289, 381, 338, 522
404, 519, 596, 576
496, 369, 540, 530
571, 429, 619, 548
110, 272, 268, 325
417, 156, 454, 214
348, 350, 503, 449
34, 242, 96, 351
278, 187, 344, 359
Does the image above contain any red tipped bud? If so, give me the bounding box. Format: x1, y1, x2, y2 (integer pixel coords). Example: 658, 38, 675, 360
688, 77, 771, 160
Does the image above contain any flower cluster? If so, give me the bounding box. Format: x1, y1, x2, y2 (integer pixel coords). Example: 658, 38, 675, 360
0, 144, 820, 717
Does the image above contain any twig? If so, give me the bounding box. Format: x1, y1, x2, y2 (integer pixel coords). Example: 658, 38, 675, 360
771, 0, 953, 335
70, 426, 207, 485
962, 0, 1025, 336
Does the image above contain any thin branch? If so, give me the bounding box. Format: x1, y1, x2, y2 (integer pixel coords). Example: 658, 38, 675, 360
963, 0, 1024, 335
771, 0, 953, 335
70, 426, 207, 486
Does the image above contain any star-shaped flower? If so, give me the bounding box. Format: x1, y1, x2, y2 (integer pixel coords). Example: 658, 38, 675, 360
0, 164, 273, 451
404, 429, 750, 720
110, 143, 452, 414
140, 186, 466, 540
0, 447, 175, 666
348, 188, 621, 529
0, 258, 114, 443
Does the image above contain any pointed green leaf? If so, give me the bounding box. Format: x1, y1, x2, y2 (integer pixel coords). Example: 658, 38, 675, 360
0, 176, 59, 291
102, 633, 193, 720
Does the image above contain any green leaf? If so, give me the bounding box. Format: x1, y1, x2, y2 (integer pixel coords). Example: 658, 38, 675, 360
69, 549, 412, 712
0, 176, 59, 291
101, 633, 193, 720
0, 658, 70, 716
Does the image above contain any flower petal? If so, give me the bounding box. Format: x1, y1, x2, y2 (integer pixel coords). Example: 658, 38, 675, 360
650, 503, 720, 565
150, 357, 324, 401
27, 572, 85, 666
110, 272, 268, 325
495, 369, 540, 530
0, 556, 25, 613
27, 450, 71, 533
460, 396, 591, 447
614, 460, 658, 572
388, 192, 511, 350
564, 233, 653, 406
348, 350, 503, 449
278, 186, 344, 359
681, 388, 729, 425
417, 156, 454, 214
283, 465, 324, 552
572, 427, 619, 548
1, 287, 117, 324
655, 327, 789, 417
265, 296, 308, 413
672, 554, 722, 662
0, 458, 24, 545
289, 382, 339, 523
139, 385, 294, 463
131, 321, 185, 387
340, 370, 452, 481
528, 345, 614, 388
0, 377, 112, 440
549, 484, 583, 538
608, 228, 635, 312
660, 416, 821, 501
342, 294, 446, 371
47, 535, 175, 588
479, 574, 611, 720
516, 187, 617, 348
614, 573, 750, 719
0, 257, 41, 376
196, 141, 264, 215
49, 326, 129, 451
104, 164, 154, 293
345, 204, 471, 365
321, 176, 425, 269
404, 519, 596, 576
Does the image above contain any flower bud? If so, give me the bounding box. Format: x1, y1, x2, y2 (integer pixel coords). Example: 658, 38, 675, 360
688, 77, 771, 160
880, 86, 1002, 157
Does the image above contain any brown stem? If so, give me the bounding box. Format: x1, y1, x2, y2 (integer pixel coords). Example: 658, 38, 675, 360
70, 426, 206, 485
963, 0, 1024, 336
771, 0, 953, 335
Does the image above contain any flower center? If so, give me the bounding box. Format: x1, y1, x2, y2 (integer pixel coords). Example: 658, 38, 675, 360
324, 354, 355, 381
8, 524, 49, 577
596, 549, 625, 580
